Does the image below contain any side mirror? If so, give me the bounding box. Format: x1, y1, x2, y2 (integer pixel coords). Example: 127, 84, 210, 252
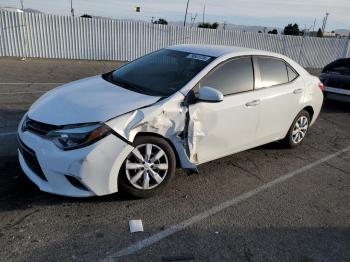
197, 86, 224, 103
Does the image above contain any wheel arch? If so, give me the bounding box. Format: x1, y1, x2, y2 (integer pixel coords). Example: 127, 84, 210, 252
303, 105, 314, 122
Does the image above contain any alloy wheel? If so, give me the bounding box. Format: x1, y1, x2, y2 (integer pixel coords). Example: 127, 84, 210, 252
292, 115, 309, 144
125, 143, 169, 190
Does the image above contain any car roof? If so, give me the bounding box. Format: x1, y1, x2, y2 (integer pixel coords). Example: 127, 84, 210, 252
167, 44, 258, 58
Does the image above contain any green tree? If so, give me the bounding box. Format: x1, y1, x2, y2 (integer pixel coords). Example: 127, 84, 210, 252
317, 28, 323, 37
153, 18, 168, 25
283, 23, 300, 35
198, 22, 219, 29
211, 22, 219, 29
268, 29, 278, 34
80, 14, 92, 18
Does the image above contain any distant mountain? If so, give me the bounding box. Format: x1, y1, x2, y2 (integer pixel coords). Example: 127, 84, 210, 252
0, 6, 43, 13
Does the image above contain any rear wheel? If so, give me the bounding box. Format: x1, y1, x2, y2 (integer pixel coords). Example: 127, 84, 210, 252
283, 110, 310, 148
119, 136, 176, 198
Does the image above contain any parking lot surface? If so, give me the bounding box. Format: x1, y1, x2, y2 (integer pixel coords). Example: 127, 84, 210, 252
0, 58, 349, 262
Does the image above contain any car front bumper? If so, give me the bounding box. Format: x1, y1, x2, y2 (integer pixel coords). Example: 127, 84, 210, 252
17, 121, 134, 197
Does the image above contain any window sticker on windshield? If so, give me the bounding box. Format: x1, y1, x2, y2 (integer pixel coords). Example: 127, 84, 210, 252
186, 54, 211, 61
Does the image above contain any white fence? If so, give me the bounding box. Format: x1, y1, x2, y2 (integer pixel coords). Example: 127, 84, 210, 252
0, 10, 349, 68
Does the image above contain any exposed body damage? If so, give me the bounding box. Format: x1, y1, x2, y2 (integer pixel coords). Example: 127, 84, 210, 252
187, 108, 206, 163
106, 92, 199, 171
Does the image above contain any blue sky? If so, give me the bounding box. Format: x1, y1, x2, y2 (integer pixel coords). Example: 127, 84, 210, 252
1, 0, 349, 30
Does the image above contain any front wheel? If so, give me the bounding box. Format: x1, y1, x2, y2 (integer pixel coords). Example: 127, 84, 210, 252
283, 110, 310, 148
119, 136, 176, 198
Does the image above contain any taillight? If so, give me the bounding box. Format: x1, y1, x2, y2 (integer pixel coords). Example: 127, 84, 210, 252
318, 82, 324, 91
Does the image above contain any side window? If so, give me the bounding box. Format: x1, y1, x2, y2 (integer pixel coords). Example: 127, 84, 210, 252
200, 57, 254, 96
256, 57, 289, 88
287, 65, 298, 81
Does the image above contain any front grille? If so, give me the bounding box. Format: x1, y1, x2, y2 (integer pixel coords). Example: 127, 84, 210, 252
24, 117, 58, 136
18, 138, 47, 181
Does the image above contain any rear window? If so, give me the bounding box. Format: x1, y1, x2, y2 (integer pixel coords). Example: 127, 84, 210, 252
322, 59, 350, 75
256, 57, 288, 88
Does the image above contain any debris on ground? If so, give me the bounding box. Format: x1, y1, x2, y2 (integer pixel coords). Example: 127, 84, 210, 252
129, 219, 144, 233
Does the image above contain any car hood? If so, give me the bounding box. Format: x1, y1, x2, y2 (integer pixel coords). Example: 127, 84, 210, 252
28, 75, 161, 125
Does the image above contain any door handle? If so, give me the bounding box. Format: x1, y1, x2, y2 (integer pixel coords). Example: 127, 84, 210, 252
245, 99, 260, 107
293, 88, 303, 94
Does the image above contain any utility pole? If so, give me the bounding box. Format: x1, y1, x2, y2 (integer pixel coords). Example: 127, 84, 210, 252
20, 0, 24, 10
312, 18, 316, 34
70, 0, 74, 17
223, 21, 227, 30
183, 0, 190, 26
202, 0, 206, 24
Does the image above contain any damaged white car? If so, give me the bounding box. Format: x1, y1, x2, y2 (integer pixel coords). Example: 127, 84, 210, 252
18, 45, 323, 198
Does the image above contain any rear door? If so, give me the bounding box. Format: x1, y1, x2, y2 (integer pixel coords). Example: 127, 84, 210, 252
187, 56, 260, 164
253, 56, 305, 145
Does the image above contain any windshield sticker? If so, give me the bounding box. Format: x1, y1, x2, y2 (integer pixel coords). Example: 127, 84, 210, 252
186, 54, 211, 61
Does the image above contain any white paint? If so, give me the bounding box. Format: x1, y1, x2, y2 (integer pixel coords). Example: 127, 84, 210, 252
100, 145, 350, 261
188, 91, 260, 164
27, 75, 160, 125
18, 126, 134, 197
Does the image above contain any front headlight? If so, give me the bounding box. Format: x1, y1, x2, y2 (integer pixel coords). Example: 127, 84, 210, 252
46, 123, 112, 150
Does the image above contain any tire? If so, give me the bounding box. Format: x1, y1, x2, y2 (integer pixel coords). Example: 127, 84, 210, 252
119, 135, 176, 198
283, 110, 310, 148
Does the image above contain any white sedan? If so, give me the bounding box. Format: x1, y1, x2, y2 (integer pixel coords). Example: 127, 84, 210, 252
17, 45, 323, 198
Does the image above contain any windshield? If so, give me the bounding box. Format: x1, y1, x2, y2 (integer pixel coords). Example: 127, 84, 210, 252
109, 49, 215, 96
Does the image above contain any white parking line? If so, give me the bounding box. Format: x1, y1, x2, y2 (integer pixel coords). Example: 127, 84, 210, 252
0, 131, 17, 137
0, 82, 63, 85
0, 82, 63, 95
0, 91, 47, 95
100, 145, 350, 262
